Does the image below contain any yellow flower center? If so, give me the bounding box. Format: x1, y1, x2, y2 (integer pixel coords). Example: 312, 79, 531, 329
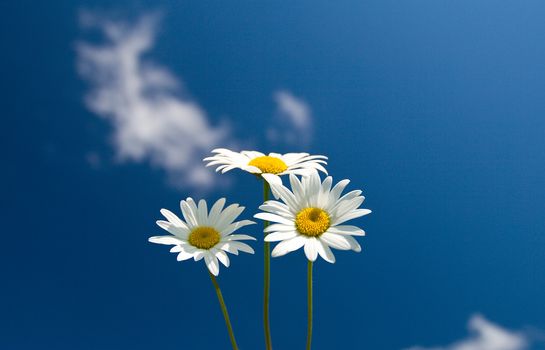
188, 226, 221, 249
248, 156, 288, 174
295, 207, 330, 237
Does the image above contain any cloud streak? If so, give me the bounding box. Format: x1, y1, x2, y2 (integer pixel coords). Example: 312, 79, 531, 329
404, 314, 529, 350
77, 12, 319, 189
268, 90, 313, 149
76, 12, 232, 188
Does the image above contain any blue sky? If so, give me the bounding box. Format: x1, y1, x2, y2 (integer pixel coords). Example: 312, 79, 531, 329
2, 1, 545, 349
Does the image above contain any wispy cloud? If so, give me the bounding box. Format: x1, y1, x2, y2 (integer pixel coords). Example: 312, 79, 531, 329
268, 90, 313, 149
404, 314, 530, 350
76, 12, 234, 188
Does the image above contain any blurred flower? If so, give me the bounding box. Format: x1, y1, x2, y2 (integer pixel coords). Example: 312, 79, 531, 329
149, 198, 256, 275
203, 149, 327, 196
254, 171, 371, 262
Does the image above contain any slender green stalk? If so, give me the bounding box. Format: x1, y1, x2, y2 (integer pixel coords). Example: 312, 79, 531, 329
306, 260, 313, 350
209, 272, 239, 350
263, 180, 273, 350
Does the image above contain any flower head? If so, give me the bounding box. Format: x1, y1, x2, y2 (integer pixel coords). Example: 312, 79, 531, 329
203, 149, 328, 196
149, 198, 256, 275
254, 171, 371, 263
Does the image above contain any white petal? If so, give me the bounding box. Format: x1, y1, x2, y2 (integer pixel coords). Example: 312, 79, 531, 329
289, 154, 328, 164
259, 201, 294, 217
155, 220, 189, 238
228, 241, 255, 254
264, 230, 298, 242
311, 162, 328, 174
193, 250, 206, 261
155, 220, 171, 231
181, 245, 199, 254
303, 170, 321, 201
320, 232, 352, 250
290, 161, 328, 175
241, 165, 262, 173
214, 249, 230, 267
221, 220, 256, 236
180, 200, 198, 227
203, 159, 225, 167
264, 223, 296, 233
271, 235, 307, 257
262, 173, 283, 199
216, 242, 239, 255
304, 238, 319, 261
208, 198, 226, 226
271, 183, 300, 210
289, 174, 306, 203
224, 165, 241, 173
286, 168, 319, 176
216, 164, 232, 173
177, 251, 193, 261
210, 148, 234, 154
304, 174, 320, 206
243, 150, 265, 158
149, 236, 183, 245
329, 195, 363, 217
333, 190, 363, 208
316, 239, 336, 263
197, 199, 208, 223
186, 197, 199, 214
281, 152, 310, 165
262, 173, 282, 186
331, 196, 365, 217
215, 204, 244, 230
317, 176, 333, 207
170, 245, 183, 253
333, 209, 372, 225
160, 209, 188, 229
343, 235, 362, 252
327, 225, 365, 236
205, 254, 220, 276
329, 179, 350, 202
225, 234, 256, 241
254, 212, 294, 225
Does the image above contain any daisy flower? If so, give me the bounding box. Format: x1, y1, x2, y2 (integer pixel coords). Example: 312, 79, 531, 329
254, 170, 371, 263
203, 149, 328, 192
149, 198, 256, 276
205, 148, 327, 350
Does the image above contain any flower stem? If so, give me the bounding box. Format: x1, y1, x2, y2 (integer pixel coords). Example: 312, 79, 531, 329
263, 180, 273, 350
209, 272, 239, 350
306, 260, 313, 350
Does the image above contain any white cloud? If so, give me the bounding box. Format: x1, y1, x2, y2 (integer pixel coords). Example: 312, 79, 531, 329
76, 12, 233, 188
404, 314, 529, 350
268, 90, 313, 149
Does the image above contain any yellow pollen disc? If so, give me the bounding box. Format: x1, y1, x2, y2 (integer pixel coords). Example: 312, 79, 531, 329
188, 226, 221, 249
248, 156, 288, 174
295, 207, 330, 237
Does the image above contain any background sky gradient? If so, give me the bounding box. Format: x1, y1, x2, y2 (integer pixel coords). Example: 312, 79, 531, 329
2, 1, 545, 349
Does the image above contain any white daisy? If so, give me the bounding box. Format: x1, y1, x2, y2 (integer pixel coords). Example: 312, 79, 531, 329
254, 170, 371, 263
149, 198, 256, 276
203, 149, 328, 194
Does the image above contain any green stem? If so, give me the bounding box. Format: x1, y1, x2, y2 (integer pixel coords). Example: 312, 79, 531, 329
263, 180, 273, 350
306, 260, 313, 350
209, 272, 239, 350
